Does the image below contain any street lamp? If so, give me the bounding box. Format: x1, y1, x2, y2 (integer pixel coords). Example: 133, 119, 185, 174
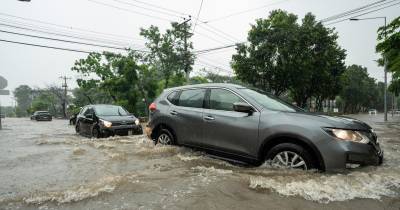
349, 16, 388, 122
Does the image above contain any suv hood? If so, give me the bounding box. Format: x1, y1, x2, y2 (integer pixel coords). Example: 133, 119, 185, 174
98, 115, 137, 123
286, 112, 372, 131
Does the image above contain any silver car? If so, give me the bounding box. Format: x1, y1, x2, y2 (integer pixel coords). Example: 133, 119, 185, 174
146, 83, 383, 171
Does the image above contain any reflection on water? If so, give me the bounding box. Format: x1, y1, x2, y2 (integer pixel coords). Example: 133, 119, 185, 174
0, 115, 399, 209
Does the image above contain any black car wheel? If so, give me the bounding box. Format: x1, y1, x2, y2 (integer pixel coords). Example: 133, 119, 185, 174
91, 126, 102, 139
266, 143, 316, 170
75, 121, 81, 134
155, 128, 174, 145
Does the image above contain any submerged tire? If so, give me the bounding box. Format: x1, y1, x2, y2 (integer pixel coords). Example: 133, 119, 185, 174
155, 128, 174, 145
75, 121, 81, 134
266, 143, 316, 170
91, 126, 102, 139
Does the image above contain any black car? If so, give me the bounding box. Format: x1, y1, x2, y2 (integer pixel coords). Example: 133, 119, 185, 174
30, 111, 52, 121
75, 104, 143, 138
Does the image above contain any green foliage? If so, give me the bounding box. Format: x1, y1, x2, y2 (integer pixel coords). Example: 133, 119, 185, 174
140, 22, 195, 87
339, 65, 383, 113
71, 51, 158, 116
13, 85, 32, 117
0, 106, 16, 117
71, 87, 112, 107
28, 89, 62, 116
203, 71, 243, 84
231, 10, 346, 108
377, 16, 400, 96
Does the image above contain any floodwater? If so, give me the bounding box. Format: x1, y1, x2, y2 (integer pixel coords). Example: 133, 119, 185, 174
0, 114, 399, 210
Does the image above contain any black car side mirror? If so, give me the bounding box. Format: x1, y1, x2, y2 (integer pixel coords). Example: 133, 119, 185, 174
233, 102, 254, 114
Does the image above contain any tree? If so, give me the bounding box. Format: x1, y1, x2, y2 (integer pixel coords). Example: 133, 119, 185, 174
293, 13, 346, 109
13, 85, 32, 117
339, 65, 380, 113
140, 21, 195, 88
232, 10, 298, 96
231, 10, 346, 108
72, 51, 158, 116
376, 16, 400, 96
71, 87, 112, 107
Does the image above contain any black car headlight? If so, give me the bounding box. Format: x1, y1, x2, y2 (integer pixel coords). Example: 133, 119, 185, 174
324, 128, 370, 144
100, 119, 112, 128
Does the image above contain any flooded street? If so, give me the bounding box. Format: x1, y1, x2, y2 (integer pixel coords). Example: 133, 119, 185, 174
0, 114, 400, 210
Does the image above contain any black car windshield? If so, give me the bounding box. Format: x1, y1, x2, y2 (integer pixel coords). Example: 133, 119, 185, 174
35, 111, 49, 114
241, 88, 303, 112
94, 106, 129, 116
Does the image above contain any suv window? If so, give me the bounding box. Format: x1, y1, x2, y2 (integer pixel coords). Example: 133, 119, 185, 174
209, 89, 245, 111
178, 89, 205, 108
167, 91, 179, 105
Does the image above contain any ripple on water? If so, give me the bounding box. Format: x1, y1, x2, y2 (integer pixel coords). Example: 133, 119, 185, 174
248, 169, 400, 203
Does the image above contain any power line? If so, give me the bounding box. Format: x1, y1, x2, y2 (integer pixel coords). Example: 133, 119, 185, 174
197, 56, 232, 70
125, 0, 190, 17
194, 43, 239, 54
324, 1, 400, 25
0, 38, 95, 53
0, 12, 140, 41
0, 29, 133, 51
197, 23, 241, 43
197, 0, 400, 54
192, 0, 204, 33
321, 0, 399, 24
0, 18, 135, 46
87, 0, 175, 22
194, 30, 231, 46
201, 0, 291, 24
197, 59, 233, 74
0, 22, 135, 48
320, 0, 389, 22
111, 0, 184, 19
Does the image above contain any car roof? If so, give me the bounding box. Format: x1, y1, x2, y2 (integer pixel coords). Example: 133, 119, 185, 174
165, 83, 245, 91
84, 104, 121, 108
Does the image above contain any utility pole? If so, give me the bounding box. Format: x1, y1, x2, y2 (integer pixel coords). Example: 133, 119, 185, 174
178, 16, 192, 83
60, 76, 71, 119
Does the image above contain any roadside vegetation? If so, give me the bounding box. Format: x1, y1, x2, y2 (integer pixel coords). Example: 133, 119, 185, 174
4, 11, 400, 118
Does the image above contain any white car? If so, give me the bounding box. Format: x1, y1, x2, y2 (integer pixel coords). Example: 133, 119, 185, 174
369, 109, 377, 115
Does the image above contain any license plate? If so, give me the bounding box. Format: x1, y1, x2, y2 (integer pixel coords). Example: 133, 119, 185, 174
128, 130, 133, 135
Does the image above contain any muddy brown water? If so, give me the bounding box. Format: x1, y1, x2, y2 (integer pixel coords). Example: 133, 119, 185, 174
0, 114, 399, 210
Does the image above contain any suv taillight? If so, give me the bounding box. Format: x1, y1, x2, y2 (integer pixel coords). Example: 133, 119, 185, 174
149, 103, 157, 112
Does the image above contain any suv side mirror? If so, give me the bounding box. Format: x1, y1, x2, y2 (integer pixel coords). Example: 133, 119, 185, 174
233, 102, 254, 113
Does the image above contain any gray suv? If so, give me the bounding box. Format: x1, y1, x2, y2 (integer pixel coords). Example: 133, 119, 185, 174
146, 83, 383, 171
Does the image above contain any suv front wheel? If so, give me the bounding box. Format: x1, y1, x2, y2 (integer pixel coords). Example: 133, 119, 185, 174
155, 129, 174, 145
266, 143, 316, 170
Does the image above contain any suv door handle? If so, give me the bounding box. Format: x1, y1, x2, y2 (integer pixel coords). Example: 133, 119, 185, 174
170, 110, 178, 115
204, 116, 215, 121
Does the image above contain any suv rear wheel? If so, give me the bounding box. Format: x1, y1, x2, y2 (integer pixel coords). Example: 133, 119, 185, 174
155, 129, 174, 145
266, 143, 316, 170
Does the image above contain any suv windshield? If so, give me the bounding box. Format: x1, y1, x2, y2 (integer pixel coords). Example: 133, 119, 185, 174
241, 88, 303, 112
94, 106, 129, 116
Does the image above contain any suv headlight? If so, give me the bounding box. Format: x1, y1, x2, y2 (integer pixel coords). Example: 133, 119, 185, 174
324, 128, 370, 144
135, 119, 140, 125
100, 119, 112, 128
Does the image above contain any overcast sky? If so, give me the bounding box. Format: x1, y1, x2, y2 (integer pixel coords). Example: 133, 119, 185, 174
0, 0, 399, 106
